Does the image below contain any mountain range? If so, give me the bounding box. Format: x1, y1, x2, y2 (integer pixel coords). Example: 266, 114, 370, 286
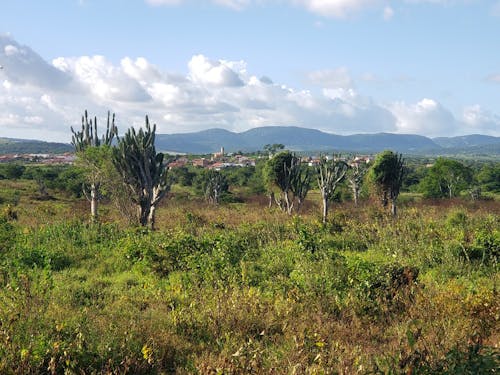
0, 126, 499, 156
154, 126, 500, 155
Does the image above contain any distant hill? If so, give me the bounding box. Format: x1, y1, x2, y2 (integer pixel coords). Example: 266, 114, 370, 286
433, 134, 500, 148
0, 138, 72, 154
156, 126, 441, 154
1, 127, 499, 156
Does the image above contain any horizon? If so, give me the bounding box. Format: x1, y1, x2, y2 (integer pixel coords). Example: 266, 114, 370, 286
1, 1, 500, 142
2, 125, 498, 145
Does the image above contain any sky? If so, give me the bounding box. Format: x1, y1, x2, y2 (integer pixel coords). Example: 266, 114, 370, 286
0, 0, 499, 142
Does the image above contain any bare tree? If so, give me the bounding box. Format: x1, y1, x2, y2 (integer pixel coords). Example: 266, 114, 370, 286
347, 161, 367, 206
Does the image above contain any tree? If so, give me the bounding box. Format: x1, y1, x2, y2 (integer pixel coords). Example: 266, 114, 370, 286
290, 162, 311, 212
112, 116, 169, 229
316, 156, 348, 223
203, 170, 229, 205
263, 143, 285, 158
264, 152, 310, 214
370, 151, 405, 217
2, 163, 25, 180
347, 161, 367, 206
419, 158, 473, 199
70, 110, 117, 222
476, 163, 500, 193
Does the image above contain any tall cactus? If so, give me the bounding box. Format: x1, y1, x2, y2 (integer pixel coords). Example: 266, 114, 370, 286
112, 116, 169, 229
70, 111, 117, 222
316, 155, 348, 224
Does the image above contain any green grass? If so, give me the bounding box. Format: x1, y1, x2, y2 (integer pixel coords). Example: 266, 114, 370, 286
0, 180, 498, 373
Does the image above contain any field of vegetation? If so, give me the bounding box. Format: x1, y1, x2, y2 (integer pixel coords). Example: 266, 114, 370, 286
0, 152, 499, 374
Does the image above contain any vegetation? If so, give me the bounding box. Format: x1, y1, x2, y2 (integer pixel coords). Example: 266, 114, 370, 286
71, 110, 118, 222
370, 151, 405, 216
0, 136, 498, 373
316, 155, 348, 223
113, 117, 169, 229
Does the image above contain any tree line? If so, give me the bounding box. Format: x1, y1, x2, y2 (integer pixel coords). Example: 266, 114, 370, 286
0, 111, 498, 228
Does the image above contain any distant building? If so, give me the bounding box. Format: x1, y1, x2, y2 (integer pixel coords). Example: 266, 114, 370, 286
212, 147, 225, 160
192, 158, 209, 168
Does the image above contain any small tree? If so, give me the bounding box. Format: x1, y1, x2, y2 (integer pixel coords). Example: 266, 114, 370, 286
264, 152, 310, 214
203, 169, 228, 205
347, 161, 367, 206
112, 116, 169, 229
370, 150, 405, 217
316, 155, 348, 224
70, 110, 117, 222
290, 161, 311, 212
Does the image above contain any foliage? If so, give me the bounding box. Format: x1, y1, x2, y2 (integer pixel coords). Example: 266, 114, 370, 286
316, 155, 348, 223
0, 159, 499, 374
370, 150, 405, 216
264, 151, 311, 214
419, 158, 473, 198
113, 117, 169, 229
70, 110, 118, 222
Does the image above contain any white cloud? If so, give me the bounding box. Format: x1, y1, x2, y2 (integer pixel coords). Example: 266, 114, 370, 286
383, 6, 394, 20
294, 0, 380, 18
462, 105, 500, 134
188, 54, 244, 87
143, 0, 471, 18
0, 35, 499, 142
388, 98, 459, 136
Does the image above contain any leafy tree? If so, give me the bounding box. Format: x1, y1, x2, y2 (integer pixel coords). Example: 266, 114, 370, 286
1, 163, 25, 180
70, 110, 117, 222
264, 152, 310, 214
263, 143, 285, 158
370, 150, 405, 216
476, 163, 500, 193
316, 156, 348, 223
347, 161, 367, 206
169, 166, 196, 187
112, 116, 169, 229
419, 158, 473, 198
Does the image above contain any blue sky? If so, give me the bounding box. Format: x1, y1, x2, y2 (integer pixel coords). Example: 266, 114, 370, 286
0, 0, 499, 142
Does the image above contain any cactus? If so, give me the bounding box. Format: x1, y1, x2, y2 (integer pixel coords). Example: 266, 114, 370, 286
316, 155, 348, 224
112, 116, 169, 229
70, 111, 117, 222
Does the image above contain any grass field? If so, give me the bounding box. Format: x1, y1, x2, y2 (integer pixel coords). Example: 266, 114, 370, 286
0, 179, 498, 373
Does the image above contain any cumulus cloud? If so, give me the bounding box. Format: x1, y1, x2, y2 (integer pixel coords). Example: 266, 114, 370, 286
462, 105, 500, 134
188, 55, 244, 87
0, 35, 499, 142
0, 35, 72, 90
388, 98, 459, 137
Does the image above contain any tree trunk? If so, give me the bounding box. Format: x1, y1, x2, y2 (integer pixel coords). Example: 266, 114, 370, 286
353, 187, 359, 207
90, 183, 98, 222
138, 201, 150, 227
322, 194, 328, 224
148, 204, 156, 230
284, 191, 293, 215
391, 198, 397, 217
268, 191, 274, 208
